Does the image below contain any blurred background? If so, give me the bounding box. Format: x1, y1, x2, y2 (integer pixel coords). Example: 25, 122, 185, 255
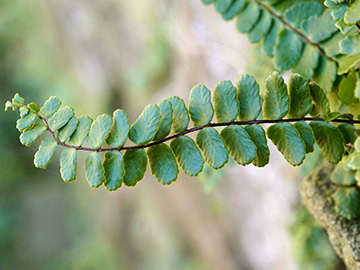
0, 0, 342, 269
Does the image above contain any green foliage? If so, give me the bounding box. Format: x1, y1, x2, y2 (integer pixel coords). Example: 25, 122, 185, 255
213, 80, 239, 123
221, 126, 257, 165
294, 122, 315, 154
103, 151, 124, 191
34, 138, 58, 169
47, 106, 74, 132
332, 187, 360, 219
128, 104, 161, 145
60, 149, 77, 183
244, 125, 270, 167
196, 127, 229, 169
290, 206, 340, 270
170, 136, 204, 176
288, 73, 312, 118
87, 114, 112, 149
147, 143, 179, 184
85, 152, 105, 188
5, 71, 357, 192
236, 74, 261, 121
204, 0, 360, 109
4, 0, 360, 224
123, 149, 147, 187
267, 123, 306, 166
106, 110, 129, 147
263, 71, 289, 120
153, 101, 172, 141
309, 121, 345, 164
189, 85, 214, 127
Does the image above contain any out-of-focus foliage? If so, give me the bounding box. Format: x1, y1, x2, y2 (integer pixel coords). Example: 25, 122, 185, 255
290, 206, 342, 270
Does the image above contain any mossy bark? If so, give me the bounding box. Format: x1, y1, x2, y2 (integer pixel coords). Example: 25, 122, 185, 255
301, 164, 360, 270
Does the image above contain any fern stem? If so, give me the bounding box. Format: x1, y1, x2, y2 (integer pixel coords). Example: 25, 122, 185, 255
253, 0, 337, 64
40, 116, 360, 153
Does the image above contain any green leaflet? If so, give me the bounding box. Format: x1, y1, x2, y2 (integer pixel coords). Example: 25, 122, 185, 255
274, 29, 303, 71
60, 149, 77, 182
5, 101, 12, 111
20, 122, 47, 146
48, 106, 74, 132
340, 35, 360, 56
34, 138, 58, 169
85, 152, 105, 188
103, 151, 124, 191
332, 187, 360, 219
189, 85, 214, 127
170, 136, 204, 176
123, 149, 147, 187
106, 109, 129, 147
235, 2, 260, 33
87, 114, 113, 149
263, 19, 282, 58
337, 123, 357, 145
324, 112, 354, 122
12, 93, 25, 106
338, 71, 359, 106
321, 31, 347, 57
153, 100, 172, 141
28, 102, 40, 112
294, 122, 315, 154
57, 117, 78, 143
214, 0, 233, 13
309, 121, 345, 164
312, 56, 337, 93
245, 125, 269, 167
19, 107, 29, 118
302, 9, 338, 43
147, 143, 179, 184
166, 96, 189, 133
68, 116, 92, 147
335, 19, 355, 34
263, 72, 289, 120
331, 157, 356, 186
284, 1, 323, 28
201, 0, 214, 4
39, 96, 62, 119
344, 0, 360, 25
236, 74, 261, 121
267, 123, 306, 166
288, 73, 312, 118
221, 126, 257, 165
346, 153, 360, 170
336, 53, 360, 75
309, 82, 330, 117
248, 11, 272, 43
213, 80, 239, 123
292, 44, 320, 80
16, 112, 39, 131
196, 127, 229, 169
128, 104, 161, 145
222, 0, 246, 20
331, 5, 348, 22
324, 0, 343, 8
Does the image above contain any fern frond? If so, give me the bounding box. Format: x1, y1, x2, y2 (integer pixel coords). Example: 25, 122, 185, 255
201, 0, 360, 110
6, 72, 360, 188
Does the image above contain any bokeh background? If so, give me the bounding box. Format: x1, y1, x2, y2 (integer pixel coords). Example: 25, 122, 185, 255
0, 0, 341, 269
